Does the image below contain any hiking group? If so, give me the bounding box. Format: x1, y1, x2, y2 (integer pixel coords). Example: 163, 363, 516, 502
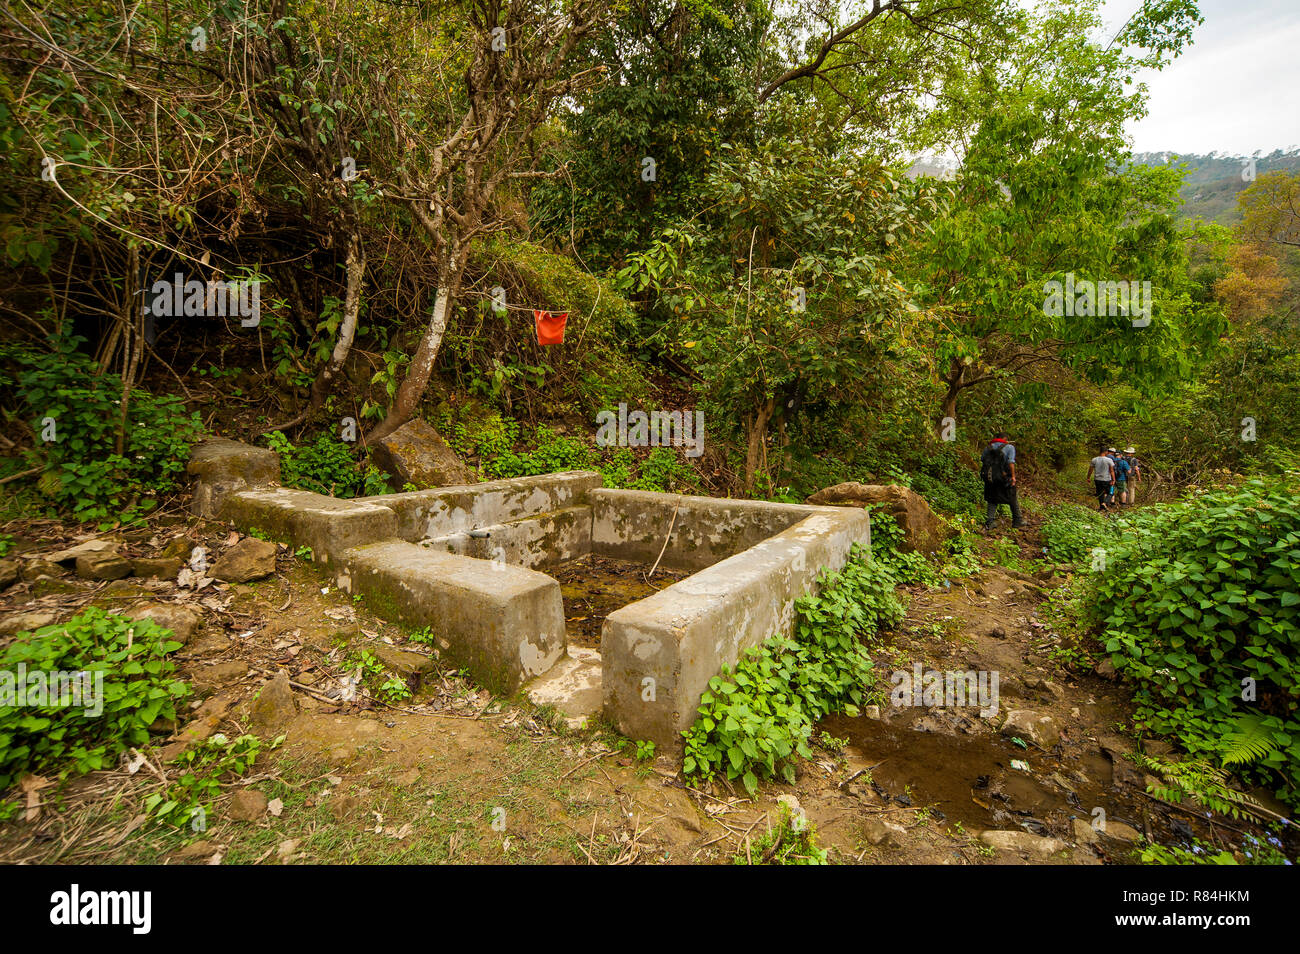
979, 434, 1143, 530
1088, 445, 1142, 512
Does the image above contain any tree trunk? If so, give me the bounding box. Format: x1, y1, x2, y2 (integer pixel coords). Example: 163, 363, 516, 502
262, 231, 365, 435
367, 242, 465, 443
743, 396, 776, 496
937, 360, 964, 438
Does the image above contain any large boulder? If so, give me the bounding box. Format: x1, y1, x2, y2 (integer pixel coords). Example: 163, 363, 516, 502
805, 482, 949, 554
187, 438, 281, 518
369, 418, 474, 490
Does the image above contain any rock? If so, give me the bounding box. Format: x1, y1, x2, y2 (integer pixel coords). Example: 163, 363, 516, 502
862, 705, 882, 720
191, 660, 250, 692
127, 603, 203, 645
161, 535, 194, 560
978, 830, 1068, 856
250, 671, 297, 732
210, 537, 278, 583
131, 556, 185, 579
863, 818, 907, 847
0, 611, 57, 636
1001, 709, 1060, 748
22, 559, 65, 581
369, 644, 438, 679
978, 622, 1008, 639
1027, 676, 1065, 701
29, 577, 81, 597
1099, 820, 1142, 843
43, 539, 118, 564
1072, 817, 1100, 844
776, 793, 803, 821
75, 551, 132, 581
368, 418, 475, 490
228, 788, 268, 821
0, 558, 19, 589
805, 482, 951, 554
1094, 658, 1119, 681
187, 438, 281, 519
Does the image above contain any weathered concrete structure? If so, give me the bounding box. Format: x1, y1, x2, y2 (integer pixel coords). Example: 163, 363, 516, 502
188, 439, 870, 751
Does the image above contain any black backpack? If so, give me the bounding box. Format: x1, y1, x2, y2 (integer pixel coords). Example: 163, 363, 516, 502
980, 443, 1013, 485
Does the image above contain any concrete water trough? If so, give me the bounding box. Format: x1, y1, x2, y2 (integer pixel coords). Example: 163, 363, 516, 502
188, 438, 870, 752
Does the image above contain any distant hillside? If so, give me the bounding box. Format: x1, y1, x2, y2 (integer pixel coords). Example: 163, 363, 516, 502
1133, 150, 1300, 224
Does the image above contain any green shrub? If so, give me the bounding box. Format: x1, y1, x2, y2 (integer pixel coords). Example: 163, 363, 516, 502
265, 431, 389, 497
1089, 477, 1300, 806
1041, 503, 1122, 564
1, 335, 203, 524
0, 608, 189, 792
683, 546, 898, 795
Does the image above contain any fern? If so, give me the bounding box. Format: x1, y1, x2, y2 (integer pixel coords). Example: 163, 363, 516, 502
1135, 753, 1279, 822
1219, 715, 1279, 767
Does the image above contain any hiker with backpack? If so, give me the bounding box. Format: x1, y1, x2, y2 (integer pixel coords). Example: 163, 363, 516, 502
1112, 449, 1132, 507
1088, 446, 1115, 511
1123, 447, 1141, 503
980, 432, 1023, 530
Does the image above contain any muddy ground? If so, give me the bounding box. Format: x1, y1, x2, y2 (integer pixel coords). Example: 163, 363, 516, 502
0, 508, 1289, 864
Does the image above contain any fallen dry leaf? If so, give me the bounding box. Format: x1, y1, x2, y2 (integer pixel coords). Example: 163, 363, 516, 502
267, 798, 284, 817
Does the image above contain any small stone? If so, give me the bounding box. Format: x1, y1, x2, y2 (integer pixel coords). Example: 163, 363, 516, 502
1072, 818, 1099, 844
131, 556, 185, 579
0, 611, 57, 636
190, 661, 250, 696
0, 558, 19, 589
862, 704, 882, 720
250, 671, 297, 732
161, 535, 194, 560
368, 644, 438, 679
210, 538, 278, 583
1095, 658, 1118, 680
228, 789, 268, 821
1099, 820, 1142, 843
1001, 709, 1060, 748
863, 818, 906, 847
978, 829, 1068, 856
127, 604, 203, 645
21, 559, 65, 581
76, 551, 132, 581
44, 539, 118, 564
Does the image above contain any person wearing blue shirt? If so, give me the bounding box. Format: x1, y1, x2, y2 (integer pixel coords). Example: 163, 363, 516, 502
1113, 452, 1131, 506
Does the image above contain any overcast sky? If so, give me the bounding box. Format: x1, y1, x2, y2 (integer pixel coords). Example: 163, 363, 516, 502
1101, 0, 1300, 155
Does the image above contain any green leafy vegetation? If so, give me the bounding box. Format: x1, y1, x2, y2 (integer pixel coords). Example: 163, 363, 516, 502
265, 431, 390, 498
148, 733, 280, 830
0, 609, 188, 793
683, 545, 900, 795
732, 803, 829, 865
1086, 478, 1300, 807
0, 336, 202, 525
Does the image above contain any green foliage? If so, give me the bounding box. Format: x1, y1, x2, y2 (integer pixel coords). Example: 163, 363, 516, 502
148, 732, 279, 830
732, 803, 829, 865
345, 648, 411, 704
1041, 503, 1122, 564
1, 335, 203, 525
0, 608, 188, 792
1088, 478, 1300, 805
633, 740, 656, 762
265, 431, 389, 498
683, 546, 896, 795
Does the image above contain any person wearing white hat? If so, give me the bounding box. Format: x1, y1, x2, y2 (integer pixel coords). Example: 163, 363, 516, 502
1122, 447, 1140, 504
